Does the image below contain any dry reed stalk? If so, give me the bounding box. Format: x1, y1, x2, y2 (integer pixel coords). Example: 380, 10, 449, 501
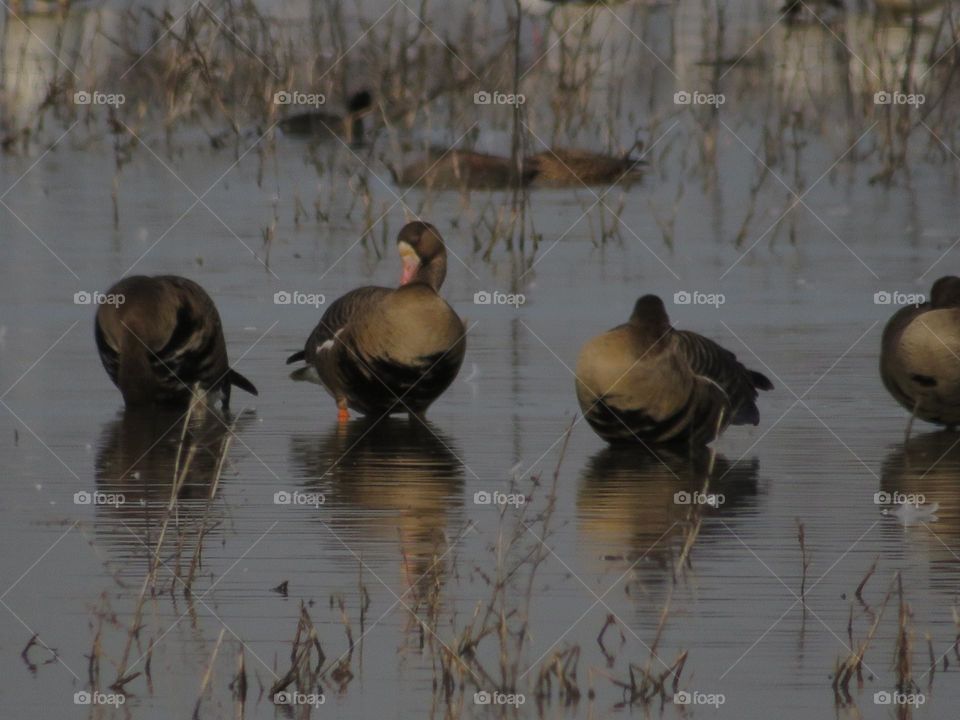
192, 628, 226, 720
833, 571, 898, 700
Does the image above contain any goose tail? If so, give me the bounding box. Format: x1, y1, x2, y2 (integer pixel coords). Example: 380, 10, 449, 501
749, 369, 774, 392
228, 369, 258, 396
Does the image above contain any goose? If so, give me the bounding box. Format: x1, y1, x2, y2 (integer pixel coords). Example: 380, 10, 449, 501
94, 275, 258, 409
277, 90, 372, 143
575, 295, 773, 446
781, 0, 843, 21
528, 147, 646, 187
392, 149, 536, 190
872, 0, 942, 17
286, 221, 466, 421
881, 276, 960, 437
519, 0, 632, 15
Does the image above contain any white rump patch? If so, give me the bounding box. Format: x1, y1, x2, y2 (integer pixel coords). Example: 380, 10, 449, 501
290, 365, 323, 385
317, 328, 344, 354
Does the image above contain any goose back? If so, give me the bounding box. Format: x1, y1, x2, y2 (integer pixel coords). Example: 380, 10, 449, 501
95, 275, 256, 408
674, 330, 773, 425
529, 148, 644, 187
882, 303, 960, 425
393, 150, 535, 190
575, 324, 727, 445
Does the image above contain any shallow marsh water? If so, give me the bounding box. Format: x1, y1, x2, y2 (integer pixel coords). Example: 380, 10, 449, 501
2, 1, 960, 718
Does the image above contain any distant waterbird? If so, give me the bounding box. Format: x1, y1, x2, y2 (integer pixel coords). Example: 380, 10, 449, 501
519, 0, 634, 15
391, 146, 645, 190
528, 146, 646, 187
276, 90, 372, 144
391, 149, 536, 190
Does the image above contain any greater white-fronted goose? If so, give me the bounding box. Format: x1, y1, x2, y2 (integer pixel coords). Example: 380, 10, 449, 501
286, 221, 466, 421
520, 0, 631, 15
575, 295, 773, 446
881, 276, 960, 433
392, 149, 536, 190
871, 0, 941, 16
528, 147, 645, 187
780, 0, 842, 22
277, 90, 372, 143
95, 275, 257, 409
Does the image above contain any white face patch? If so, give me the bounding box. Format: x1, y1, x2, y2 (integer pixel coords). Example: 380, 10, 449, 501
397, 241, 417, 262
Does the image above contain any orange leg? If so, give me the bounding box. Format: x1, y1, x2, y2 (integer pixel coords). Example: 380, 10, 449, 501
337, 398, 350, 423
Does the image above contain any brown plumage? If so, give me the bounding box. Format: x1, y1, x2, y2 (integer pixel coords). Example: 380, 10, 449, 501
392, 149, 536, 190
575, 295, 773, 446
277, 90, 372, 143
287, 221, 466, 420
881, 276, 960, 428
528, 147, 645, 187
94, 275, 257, 409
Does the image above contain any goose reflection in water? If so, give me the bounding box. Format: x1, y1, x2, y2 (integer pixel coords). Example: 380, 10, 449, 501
290, 418, 465, 598
94, 407, 253, 567
578, 447, 760, 579
881, 432, 960, 543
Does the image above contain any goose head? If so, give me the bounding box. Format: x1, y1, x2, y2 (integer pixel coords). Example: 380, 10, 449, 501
629, 294, 672, 338
397, 221, 447, 290
930, 275, 960, 308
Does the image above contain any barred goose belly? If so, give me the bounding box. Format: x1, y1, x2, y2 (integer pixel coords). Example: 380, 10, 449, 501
94, 275, 257, 409
881, 276, 960, 430
575, 295, 773, 446
287, 221, 466, 421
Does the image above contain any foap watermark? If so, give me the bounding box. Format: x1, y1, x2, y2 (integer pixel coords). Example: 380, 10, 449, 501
473, 690, 526, 706
474, 90, 525, 106
273, 691, 325, 707
874, 491, 925, 506
74, 90, 125, 107
874, 90, 925, 107
274, 490, 325, 508
674, 490, 725, 508
274, 290, 326, 308
473, 490, 526, 508
873, 290, 924, 306
674, 690, 726, 708
74, 490, 125, 508
74, 290, 125, 306
673, 290, 725, 308
74, 691, 125, 707
874, 690, 925, 706
674, 90, 725, 107
274, 90, 325, 107
474, 290, 525, 308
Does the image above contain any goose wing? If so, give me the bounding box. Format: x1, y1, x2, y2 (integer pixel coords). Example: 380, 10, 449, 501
674, 330, 773, 425
287, 286, 391, 366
